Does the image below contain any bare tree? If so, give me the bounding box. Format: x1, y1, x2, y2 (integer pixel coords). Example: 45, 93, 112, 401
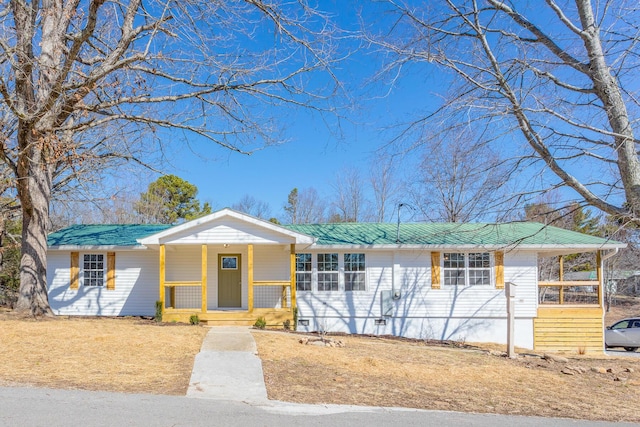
600, 218, 640, 311
370, 157, 399, 222
330, 168, 370, 222
408, 131, 509, 222
1, 0, 341, 315
232, 195, 271, 220
368, 0, 640, 224
283, 187, 325, 224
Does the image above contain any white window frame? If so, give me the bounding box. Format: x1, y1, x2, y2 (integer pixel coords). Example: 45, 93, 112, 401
82, 253, 105, 287
344, 253, 366, 291
295, 253, 312, 292
317, 253, 339, 292
442, 252, 492, 287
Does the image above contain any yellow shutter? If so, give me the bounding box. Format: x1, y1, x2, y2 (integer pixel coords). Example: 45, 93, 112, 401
70, 252, 79, 290
106, 252, 116, 290
431, 252, 441, 289
495, 251, 504, 289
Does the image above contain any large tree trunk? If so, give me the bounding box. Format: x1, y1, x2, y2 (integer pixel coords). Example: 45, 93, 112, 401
14, 132, 53, 317
575, 0, 640, 217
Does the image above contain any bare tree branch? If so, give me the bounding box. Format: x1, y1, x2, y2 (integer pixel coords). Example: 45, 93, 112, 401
367, 0, 640, 224
0, 0, 344, 315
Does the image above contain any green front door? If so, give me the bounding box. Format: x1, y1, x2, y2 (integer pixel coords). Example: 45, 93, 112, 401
218, 254, 241, 307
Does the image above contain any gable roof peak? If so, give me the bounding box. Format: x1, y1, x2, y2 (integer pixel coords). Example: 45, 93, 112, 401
137, 207, 315, 246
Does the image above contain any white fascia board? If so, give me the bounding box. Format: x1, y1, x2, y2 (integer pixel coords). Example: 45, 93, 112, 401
304, 243, 626, 253
514, 243, 627, 253
137, 208, 315, 246
47, 245, 148, 251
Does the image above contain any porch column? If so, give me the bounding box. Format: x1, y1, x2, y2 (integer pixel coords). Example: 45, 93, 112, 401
201, 244, 208, 313
558, 255, 564, 304
290, 244, 296, 312
248, 244, 254, 312
596, 250, 603, 307
159, 244, 166, 311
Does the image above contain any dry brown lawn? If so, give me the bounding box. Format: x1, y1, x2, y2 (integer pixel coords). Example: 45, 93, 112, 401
249, 296, 638, 423
0, 311, 207, 395
253, 330, 640, 422
1, 301, 640, 422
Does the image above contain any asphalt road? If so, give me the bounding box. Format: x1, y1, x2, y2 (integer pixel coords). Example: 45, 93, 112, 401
0, 386, 636, 427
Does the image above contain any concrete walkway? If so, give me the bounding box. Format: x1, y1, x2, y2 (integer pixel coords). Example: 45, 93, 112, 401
187, 326, 268, 403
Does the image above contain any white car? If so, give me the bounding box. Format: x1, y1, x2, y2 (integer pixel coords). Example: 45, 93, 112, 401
605, 318, 640, 352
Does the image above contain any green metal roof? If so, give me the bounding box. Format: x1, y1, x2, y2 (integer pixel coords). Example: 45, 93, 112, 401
48, 224, 172, 247
47, 220, 623, 249
284, 222, 621, 247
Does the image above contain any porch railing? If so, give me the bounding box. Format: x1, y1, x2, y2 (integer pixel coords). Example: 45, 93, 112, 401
538, 280, 600, 305
162, 280, 294, 311
253, 280, 292, 309
164, 281, 202, 310
159, 243, 297, 323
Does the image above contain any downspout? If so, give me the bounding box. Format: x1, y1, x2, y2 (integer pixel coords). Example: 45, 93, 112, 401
600, 248, 619, 308
600, 248, 619, 262
600, 248, 619, 353
393, 203, 404, 300
392, 250, 401, 300
381, 204, 407, 323
380, 251, 401, 322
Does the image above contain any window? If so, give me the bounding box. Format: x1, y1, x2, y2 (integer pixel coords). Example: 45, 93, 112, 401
83, 254, 104, 287
344, 253, 365, 291
317, 253, 338, 291
611, 320, 630, 330
443, 252, 491, 286
468, 253, 491, 285
296, 253, 312, 291
443, 253, 465, 286
221, 256, 238, 270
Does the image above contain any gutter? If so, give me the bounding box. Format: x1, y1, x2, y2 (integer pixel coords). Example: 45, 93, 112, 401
601, 248, 619, 261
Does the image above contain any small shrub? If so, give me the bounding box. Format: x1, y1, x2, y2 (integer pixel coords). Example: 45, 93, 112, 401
254, 317, 266, 329
189, 314, 200, 325
283, 319, 291, 330
154, 301, 163, 323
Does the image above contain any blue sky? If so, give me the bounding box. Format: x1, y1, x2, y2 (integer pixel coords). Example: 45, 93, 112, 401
143, 2, 444, 221
118, 1, 610, 224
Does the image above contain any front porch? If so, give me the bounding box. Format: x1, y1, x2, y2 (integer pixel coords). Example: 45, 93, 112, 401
159, 243, 297, 326
534, 251, 605, 353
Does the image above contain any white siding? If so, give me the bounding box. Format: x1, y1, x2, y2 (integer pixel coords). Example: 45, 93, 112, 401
161, 217, 295, 245
296, 249, 538, 349
254, 245, 289, 281
47, 240, 539, 349
295, 315, 534, 348
48, 250, 159, 316
165, 246, 201, 281
504, 250, 538, 318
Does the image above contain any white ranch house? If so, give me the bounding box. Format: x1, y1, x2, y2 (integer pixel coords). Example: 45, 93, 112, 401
47, 208, 625, 352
